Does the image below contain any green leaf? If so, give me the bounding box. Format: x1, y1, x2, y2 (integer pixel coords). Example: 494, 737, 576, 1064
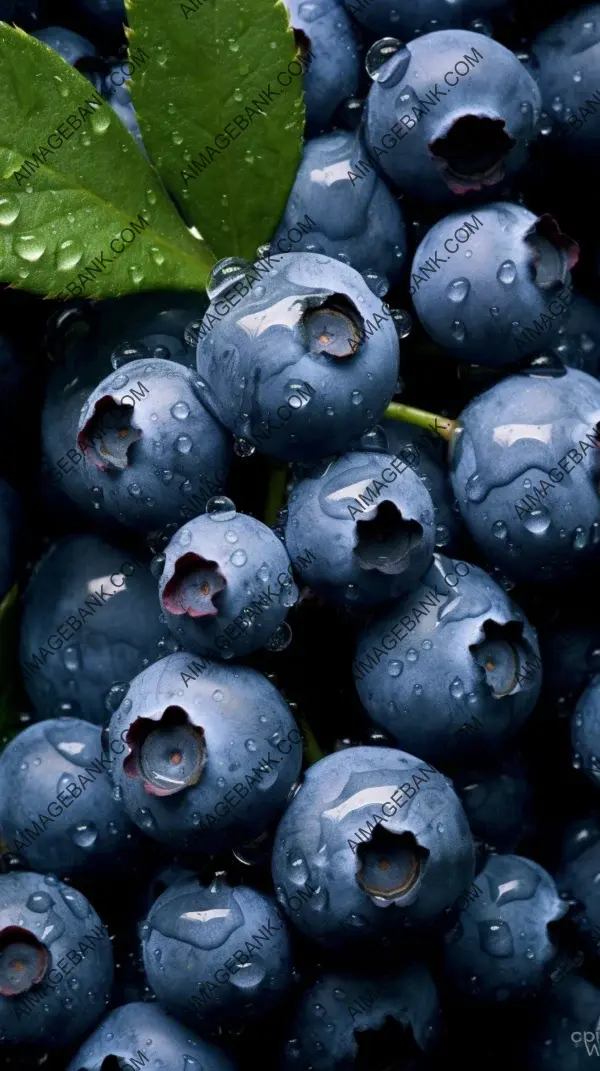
0, 24, 214, 300
126, 0, 305, 261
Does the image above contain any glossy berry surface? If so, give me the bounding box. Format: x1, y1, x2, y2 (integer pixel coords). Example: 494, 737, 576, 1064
272, 746, 474, 950
354, 554, 542, 765
195, 252, 400, 462
108, 653, 302, 850
283, 449, 436, 605
159, 509, 297, 658
142, 875, 293, 1029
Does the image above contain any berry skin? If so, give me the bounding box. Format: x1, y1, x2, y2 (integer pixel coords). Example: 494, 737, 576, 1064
532, 6, 600, 160
381, 416, 461, 552
452, 752, 534, 855
571, 676, 600, 791
271, 746, 474, 952
41, 290, 207, 525
0, 479, 20, 601
108, 653, 302, 851
195, 253, 399, 462
450, 366, 600, 583
552, 292, 600, 378
142, 875, 293, 1030
283, 450, 436, 605
281, 0, 359, 136
0, 717, 137, 877
353, 555, 542, 766
31, 26, 97, 68
76, 357, 231, 531
341, 0, 508, 43
66, 1000, 238, 1070
555, 818, 600, 956
443, 853, 567, 1004
0, 871, 113, 1046
281, 962, 441, 1069
159, 510, 297, 659
19, 534, 168, 725
363, 31, 541, 204
410, 202, 578, 365
273, 131, 406, 289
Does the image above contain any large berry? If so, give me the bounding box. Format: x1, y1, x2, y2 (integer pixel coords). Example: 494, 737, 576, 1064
76, 357, 231, 531
410, 203, 578, 365
19, 534, 168, 725
273, 131, 406, 289
159, 509, 297, 658
195, 253, 399, 462
353, 555, 542, 766
363, 31, 540, 204
272, 746, 474, 951
108, 653, 302, 851
0, 871, 113, 1046
0, 718, 136, 877
282, 0, 359, 135
532, 6, 600, 160
450, 366, 600, 582
283, 449, 436, 605
142, 875, 293, 1029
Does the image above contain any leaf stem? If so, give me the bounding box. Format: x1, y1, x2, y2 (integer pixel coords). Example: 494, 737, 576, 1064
384, 402, 457, 442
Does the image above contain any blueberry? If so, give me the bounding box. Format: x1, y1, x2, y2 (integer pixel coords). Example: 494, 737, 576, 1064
31, 26, 97, 68
363, 31, 540, 204
19, 533, 168, 725
108, 653, 302, 851
76, 357, 231, 531
341, 0, 508, 42
381, 416, 461, 551
551, 292, 600, 377
522, 974, 600, 1071
143, 875, 293, 1029
66, 999, 237, 1070
281, 962, 441, 1069
0, 717, 137, 877
273, 131, 406, 289
0, 329, 32, 467
410, 202, 578, 365
0, 870, 113, 1046
443, 853, 566, 1003
271, 746, 474, 951
354, 554, 542, 765
42, 292, 210, 527
556, 819, 600, 954
159, 510, 297, 659
71, 0, 126, 39
0, 479, 20, 601
283, 450, 436, 605
103, 63, 146, 154
532, 7, 600, 159
452, 752, 534, 854
195, 253, 399, 462
571, 676, 600, 789
450, 366, 600, 582
281, 0, 360, 136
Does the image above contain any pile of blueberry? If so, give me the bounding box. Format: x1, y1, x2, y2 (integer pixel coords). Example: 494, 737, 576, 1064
5, 0, 600, 1067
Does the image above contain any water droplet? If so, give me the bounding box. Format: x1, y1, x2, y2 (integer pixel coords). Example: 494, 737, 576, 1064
0, 196, 20, 226
266, 622, 293, 651
206, 495, 236, 520
450, 677, 464, 699
257, 564, 270, 581
63, 646, 80, 672
497, 261, 517, 285
573, 526, 587, 549
207, 256, 252, 302
150, 553, 165, 578
413, 683, 423, 695
298, 0, 319, 18
171, 401, 190, 421
388, 660, 403, 677
406, 648, 418, 662
422, 638, 432, 650
233, 436, 256, 457
390, 307, 412, 338
447, 278, 470, 303
478, 919, 514, 957
175, 434, 193, 454
27, 892, 54, 913
523, 509, 550, 535
71, 822, 98, 848
493, 520, 508, 540
14, 234, 46, 262
136, 808, 156, 831
91, 108, 111, 134
351, 390, 363, 406
451, 320, 466, 342
212, 689, 224, 702
231, 549, 247, 566
365, 37, 406, 81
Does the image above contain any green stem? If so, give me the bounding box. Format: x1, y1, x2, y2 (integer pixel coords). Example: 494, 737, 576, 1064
297, 713, 325, 766
384, 402, 456, 442
264, 463, 288, 527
